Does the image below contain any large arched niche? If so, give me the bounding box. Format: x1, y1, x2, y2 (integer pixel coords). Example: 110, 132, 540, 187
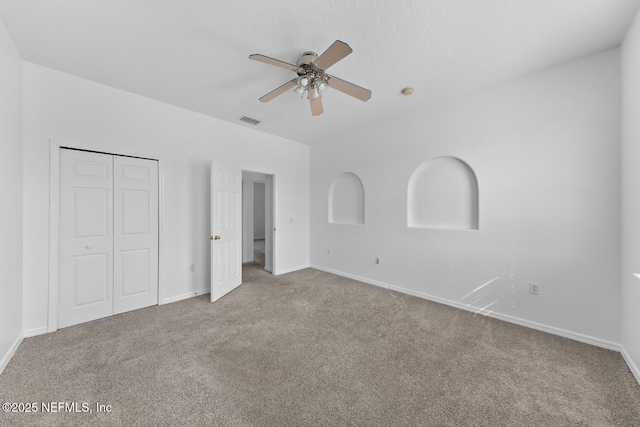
328, 172, 365, 225
407, 157, 479, 230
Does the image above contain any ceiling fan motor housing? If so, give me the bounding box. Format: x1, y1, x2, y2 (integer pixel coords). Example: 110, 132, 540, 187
296, 52, 319, 67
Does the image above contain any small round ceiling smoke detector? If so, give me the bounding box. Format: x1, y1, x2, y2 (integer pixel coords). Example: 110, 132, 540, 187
401, 87, 414, 96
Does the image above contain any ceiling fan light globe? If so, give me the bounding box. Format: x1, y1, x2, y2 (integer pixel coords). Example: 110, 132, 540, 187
317, 81, 328, 94
293, 85, 305, 97
298, 76, 310, 87
310, 86, 321, 99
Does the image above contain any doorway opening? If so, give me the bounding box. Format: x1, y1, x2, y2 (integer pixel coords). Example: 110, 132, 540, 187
242, 171, 275, 273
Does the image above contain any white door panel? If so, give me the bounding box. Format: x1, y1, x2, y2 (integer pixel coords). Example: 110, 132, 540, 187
59, 150, 114, 328
113, 156, 158, 315
211, 161, 242, 302
73, 253, 109, 306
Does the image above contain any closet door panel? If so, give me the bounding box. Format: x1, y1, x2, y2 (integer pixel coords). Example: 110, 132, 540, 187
113, 156, 159, 314
59, 149, 114, 328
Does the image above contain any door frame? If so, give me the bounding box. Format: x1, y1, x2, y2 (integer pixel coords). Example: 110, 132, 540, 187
240, 168, 277, 274
47, 140, 165, 332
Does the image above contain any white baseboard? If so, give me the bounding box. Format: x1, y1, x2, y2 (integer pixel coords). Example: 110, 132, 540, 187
621, 346, 640, 385
23, 327, 48, 338
162, 288, 210, 305
0, 333, 23, 375
310, 265, 620, 352
275, 264, 310, 275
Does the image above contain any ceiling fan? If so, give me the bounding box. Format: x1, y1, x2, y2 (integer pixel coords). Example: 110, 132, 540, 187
249, 40, 372, 116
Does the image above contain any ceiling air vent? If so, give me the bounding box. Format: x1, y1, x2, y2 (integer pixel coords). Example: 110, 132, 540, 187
239, 116, 260, 125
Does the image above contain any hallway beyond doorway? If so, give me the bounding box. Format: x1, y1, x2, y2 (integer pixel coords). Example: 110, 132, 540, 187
254, 238, 265, 265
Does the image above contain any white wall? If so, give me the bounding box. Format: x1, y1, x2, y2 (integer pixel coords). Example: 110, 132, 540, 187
311, 48, 621, 346
0, 17, 23, 371
621, 10, 640, 382
253, 182, 266, 239
22, 63, 310, 333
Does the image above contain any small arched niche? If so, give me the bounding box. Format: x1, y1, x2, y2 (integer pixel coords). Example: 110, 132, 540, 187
408, 157, 479, 230
329, 172, 365, 225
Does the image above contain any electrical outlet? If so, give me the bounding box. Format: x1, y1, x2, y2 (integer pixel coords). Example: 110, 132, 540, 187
189, 264, 195, 273
529, 282, 539, 295
375, 256, 380, 264
327, 249, 331, 255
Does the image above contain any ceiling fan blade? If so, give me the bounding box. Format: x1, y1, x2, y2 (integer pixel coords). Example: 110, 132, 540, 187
249, 54, 300, 72
313, 40, 352, 70
259, 79, 298, 102
310, 97, 323, 116
327, 75, 371, 101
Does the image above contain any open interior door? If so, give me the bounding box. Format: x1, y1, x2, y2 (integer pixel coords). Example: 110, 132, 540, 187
210, 161, 242, 302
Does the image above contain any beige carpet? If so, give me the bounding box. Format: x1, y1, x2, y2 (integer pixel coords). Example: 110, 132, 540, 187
1, 264, 639, 426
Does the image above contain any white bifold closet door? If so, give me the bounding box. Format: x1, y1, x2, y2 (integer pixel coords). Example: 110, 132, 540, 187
58, 149, 158, 328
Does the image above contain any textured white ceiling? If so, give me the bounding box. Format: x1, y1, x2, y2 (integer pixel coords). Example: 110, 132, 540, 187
0, 0, 638, 144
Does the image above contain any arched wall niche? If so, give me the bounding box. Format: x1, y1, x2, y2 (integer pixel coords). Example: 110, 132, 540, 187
328, 172, 365, 225
407, 156, 479, 230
